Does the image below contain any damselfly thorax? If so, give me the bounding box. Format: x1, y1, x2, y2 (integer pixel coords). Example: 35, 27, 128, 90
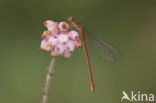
68, 16, 84, 33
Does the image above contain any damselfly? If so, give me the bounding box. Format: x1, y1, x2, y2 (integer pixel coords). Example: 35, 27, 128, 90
68, 16, 120, 92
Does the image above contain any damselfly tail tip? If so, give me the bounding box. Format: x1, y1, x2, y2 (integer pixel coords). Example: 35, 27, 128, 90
91, 85, 95, 92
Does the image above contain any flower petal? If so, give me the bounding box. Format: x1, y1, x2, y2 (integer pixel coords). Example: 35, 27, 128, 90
48, 36, 59, 46
63, 51, 72, 59
40, 39, 51, 51
50, 50, 58, 57
58, 34, 69, 44
74, 38, 81, 48
55, 43, 65, 55
65, 40, 75, 52
68, 30, 79, 40
41, 31, 50, 39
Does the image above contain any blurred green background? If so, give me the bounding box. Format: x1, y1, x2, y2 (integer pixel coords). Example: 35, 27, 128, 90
0, 0, 156, 103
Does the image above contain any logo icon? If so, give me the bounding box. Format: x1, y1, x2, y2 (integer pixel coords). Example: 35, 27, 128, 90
121, 91, 131, 101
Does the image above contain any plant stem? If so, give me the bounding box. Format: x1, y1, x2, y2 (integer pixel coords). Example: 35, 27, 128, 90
42, 58, 55, 103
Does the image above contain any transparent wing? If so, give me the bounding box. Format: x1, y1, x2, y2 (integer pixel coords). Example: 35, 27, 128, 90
92, 36, 120, 62
84, 29, 120, 62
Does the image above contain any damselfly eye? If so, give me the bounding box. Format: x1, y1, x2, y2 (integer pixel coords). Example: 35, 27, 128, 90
68, 16, 74, 21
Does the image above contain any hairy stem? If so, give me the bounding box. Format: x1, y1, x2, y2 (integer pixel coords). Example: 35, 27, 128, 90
42, 58, 55, 103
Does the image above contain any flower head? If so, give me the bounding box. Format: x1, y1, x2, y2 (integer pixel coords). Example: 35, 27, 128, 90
40, 20, 81, 59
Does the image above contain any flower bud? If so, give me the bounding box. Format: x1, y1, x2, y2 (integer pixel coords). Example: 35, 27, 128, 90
68, 30, 79, 40
74, 39, 81, 48
42, 31, 50, 39
66, 41, 75, 52
40, 39, 51, 51
44, 20, 59, 34
63, 52, 72, 59
50, 50, 58, 57
59, 22, 70, 32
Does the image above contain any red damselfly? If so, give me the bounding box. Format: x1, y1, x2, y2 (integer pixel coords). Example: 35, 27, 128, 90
68, 16, 119, 92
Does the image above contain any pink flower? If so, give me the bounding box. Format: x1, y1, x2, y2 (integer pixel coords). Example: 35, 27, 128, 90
65, 40, 75, 52
44, 20, 58, 30
40, 39, 51, 51
42, 31, 50, 39
40, 20, 82, 59
68, 30, 79, 40
44, 20, 59, 35
63, 51, 72, 59
59, 22, 70, 32
50, 50, 58, 57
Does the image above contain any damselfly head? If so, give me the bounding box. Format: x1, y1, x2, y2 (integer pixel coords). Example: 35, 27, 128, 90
68, 16, 75, 22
